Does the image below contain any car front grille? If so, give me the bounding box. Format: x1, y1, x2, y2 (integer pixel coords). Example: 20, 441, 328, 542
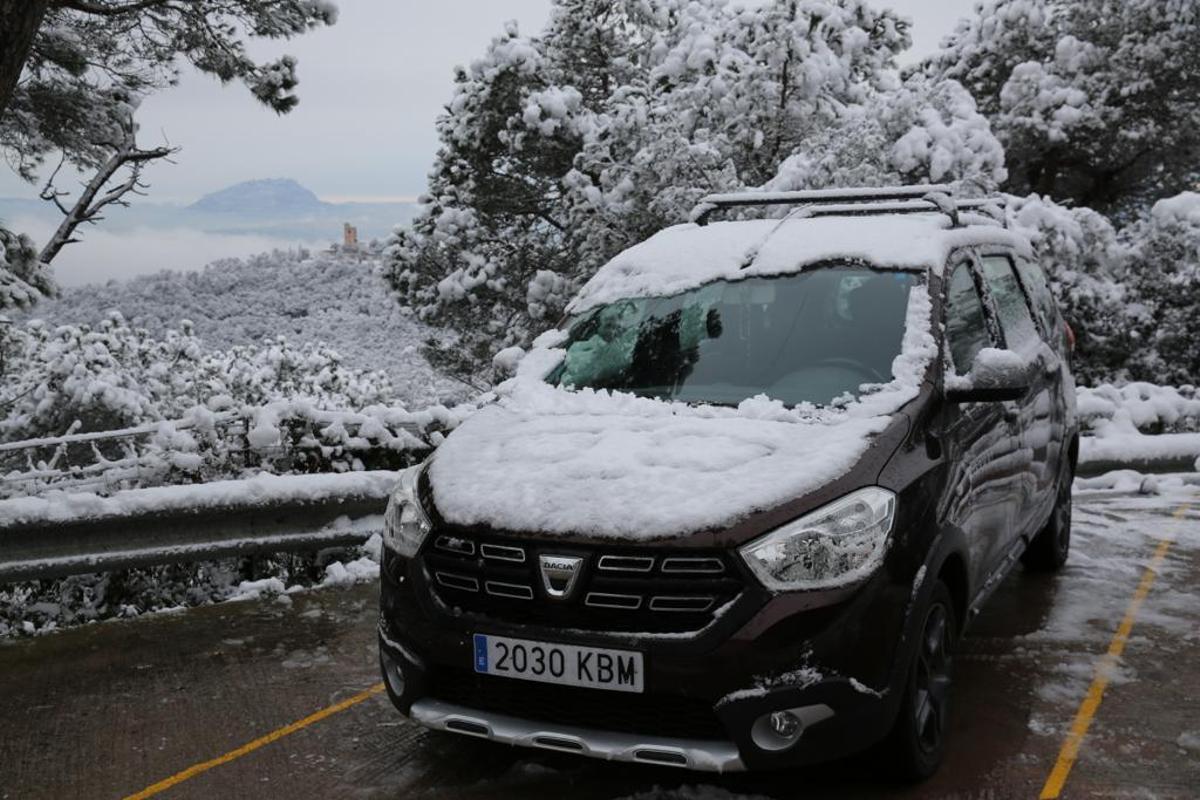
420, 533, 744, 633
427, 667, 727, 740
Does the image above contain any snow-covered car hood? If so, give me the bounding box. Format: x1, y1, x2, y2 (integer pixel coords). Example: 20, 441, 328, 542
427, 385, 895, 540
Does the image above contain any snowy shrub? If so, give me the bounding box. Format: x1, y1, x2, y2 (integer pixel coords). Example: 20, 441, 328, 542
0, 314, 474, 496
1, 313, 395, 443
1077, 383, 1200, 436
1119, 194, 1200, 385
18, 247, 464, 407
0, 545, 373, 638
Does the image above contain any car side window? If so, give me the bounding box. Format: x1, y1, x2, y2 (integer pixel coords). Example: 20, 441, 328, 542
944, 261, 991, 374
980, 255, 1040, 351
1013, 257, 1060, 339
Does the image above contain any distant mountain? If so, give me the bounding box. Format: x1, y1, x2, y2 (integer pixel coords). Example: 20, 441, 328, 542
0, 178, 418, 257
189, 178, 327, 215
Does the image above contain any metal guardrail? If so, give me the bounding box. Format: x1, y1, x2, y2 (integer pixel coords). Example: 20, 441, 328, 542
1076, 454, 1200, 479
0, 476, 392, 584
1, 432, 1195, 584
1077, 432, 1200, 479
1, 407, 430, 497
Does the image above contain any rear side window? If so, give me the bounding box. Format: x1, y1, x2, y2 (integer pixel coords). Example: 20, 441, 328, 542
1014, 258, 1059, 337
980, 255, 1040, 351
944, 261, 990, 373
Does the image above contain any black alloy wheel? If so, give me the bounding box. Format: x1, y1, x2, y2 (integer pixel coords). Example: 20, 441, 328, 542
1023, 466, 1072, 571
913, 601, 953, 758
888, 580, 956, 781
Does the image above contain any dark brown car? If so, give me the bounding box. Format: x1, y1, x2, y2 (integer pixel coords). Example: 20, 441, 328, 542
377, 186, 1078, 778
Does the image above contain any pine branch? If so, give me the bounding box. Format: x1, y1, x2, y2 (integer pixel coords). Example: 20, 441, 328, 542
52, 0, 175, 16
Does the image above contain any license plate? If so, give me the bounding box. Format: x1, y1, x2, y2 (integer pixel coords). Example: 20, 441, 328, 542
473, 633, 644, 693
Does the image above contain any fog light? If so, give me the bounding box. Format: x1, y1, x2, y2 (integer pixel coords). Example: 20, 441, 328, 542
751, 709, 805, 751
770, 711, 801, 739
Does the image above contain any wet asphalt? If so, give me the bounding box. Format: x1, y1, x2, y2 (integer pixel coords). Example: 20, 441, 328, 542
0, 491, 1197, 800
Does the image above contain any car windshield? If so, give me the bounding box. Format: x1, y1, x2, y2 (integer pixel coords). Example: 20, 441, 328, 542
549, 266, 920, 407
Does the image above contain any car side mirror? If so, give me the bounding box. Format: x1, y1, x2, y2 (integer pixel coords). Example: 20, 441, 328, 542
944, 347, 1031, 404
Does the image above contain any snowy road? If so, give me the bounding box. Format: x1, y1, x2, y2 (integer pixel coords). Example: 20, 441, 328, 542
1, 489, 1197, 800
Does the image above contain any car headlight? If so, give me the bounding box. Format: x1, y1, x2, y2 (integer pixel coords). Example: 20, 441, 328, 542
739, 487, 897, 592
382, 463, 432, 557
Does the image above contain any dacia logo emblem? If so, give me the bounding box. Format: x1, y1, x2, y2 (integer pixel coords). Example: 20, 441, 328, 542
538, 554, 584, 600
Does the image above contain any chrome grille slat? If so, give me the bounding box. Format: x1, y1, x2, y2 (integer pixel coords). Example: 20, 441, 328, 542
660, 557, 725, 575
597, 555, 655, 573
481, 543, 526, 563
649, 595, 714, 613
435, 536, 476, 556
585, 592, 643, 610
485, 580, 534, 600
436, 571, 480, 592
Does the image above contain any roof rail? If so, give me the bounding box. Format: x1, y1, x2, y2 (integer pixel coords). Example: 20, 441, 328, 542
688, 184, 1005, 227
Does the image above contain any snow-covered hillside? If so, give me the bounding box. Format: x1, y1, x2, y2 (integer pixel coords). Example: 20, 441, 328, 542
19, 247, 466, 408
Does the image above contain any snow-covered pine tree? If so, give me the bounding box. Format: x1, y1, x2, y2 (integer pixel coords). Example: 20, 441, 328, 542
1002, 195, 1134, 386
0, 0, 338, 309
386, 0, 1000, 379
925, 0, 1200, 218
0, 226, 49, 309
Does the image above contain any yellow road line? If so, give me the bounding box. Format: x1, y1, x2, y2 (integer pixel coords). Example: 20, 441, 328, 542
123, 682, 385, 800
1039, 502, 1192, 799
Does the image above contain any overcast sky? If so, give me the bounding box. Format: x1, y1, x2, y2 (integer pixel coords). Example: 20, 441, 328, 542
0, 0, 974, 205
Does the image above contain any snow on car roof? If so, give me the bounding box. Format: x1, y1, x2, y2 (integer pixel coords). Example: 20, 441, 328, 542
568, 212, 1031, 313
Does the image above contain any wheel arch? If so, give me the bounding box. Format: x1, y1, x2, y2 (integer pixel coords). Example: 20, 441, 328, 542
935, 551, 969, 635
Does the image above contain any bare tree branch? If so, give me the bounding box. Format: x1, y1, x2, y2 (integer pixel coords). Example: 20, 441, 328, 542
37, 120, 176, 265
38, 154, 73, 215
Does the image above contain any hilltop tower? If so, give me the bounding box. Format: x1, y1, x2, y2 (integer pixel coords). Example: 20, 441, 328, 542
343, 222, 359, 250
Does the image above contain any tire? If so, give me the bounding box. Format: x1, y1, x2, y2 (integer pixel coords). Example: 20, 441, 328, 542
887, 580, 957, 782
1022, 467, 1072, 572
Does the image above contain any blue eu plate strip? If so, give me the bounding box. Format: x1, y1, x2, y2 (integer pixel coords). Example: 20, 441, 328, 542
473, 634, 489, 673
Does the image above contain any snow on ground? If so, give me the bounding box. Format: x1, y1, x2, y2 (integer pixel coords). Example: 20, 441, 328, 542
1021, 484, 1199, 737
613, 788, 775, 800
1027, 485, 1199, 647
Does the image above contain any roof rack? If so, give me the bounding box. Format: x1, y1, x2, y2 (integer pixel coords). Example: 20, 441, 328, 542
689, 184, 1005, 227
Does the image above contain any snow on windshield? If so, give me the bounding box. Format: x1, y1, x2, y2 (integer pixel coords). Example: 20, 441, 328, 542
550, 268, 919, 408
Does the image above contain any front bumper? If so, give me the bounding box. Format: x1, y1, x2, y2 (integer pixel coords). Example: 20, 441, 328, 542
409, 696, 746, 772
378, 544, 921, 772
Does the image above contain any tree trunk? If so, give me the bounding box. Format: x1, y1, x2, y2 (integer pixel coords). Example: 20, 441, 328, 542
0, 0, 50, 119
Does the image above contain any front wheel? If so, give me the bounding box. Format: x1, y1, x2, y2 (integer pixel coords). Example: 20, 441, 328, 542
1022, 469, 1072, 572
887, 580, 956, 781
